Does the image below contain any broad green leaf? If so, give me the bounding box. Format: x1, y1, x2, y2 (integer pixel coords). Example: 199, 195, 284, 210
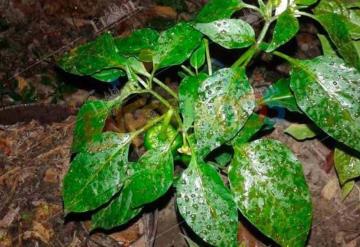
262, 78, 301, 113
231, 113, 274, 145
284, 123, 318, 140
92, 69, 125, 82
295, 0, 317, 5
190, 40, 206, 71
91, 185, 142, 230
127, 147, 174, 208
195, 19, 255, 49
179, 73, 208, 131
94, 57, 147, 82
72, 100, 112, 153
196, 0, 241, 23
315, 13, 360, 70
176, 158, 238, 247
115, 28, 159, 58
289, 56, 360, 152
267, 10, 299, 52
194, 68, 255, 158
314, 0, 360, 69
334, 148, 360, 185
59, 33, 127, 82
229, 139, 312, 247
348, 11, 360, 39
315, 0, 360, 34
318, 34, 337, 57
153, 22, 202, 69
63, 133, 131, 213
341, 180, 355, 200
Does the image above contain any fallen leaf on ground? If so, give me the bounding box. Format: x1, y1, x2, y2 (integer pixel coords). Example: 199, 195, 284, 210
321, 177, 339, 201
23, 221, 54, 244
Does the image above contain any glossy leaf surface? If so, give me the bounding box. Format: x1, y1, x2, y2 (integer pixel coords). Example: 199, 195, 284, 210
63, 133, 131, 213
72, 100, 112, 153
315, 0, 360, 31
267, 10, 299, 52
115, 28, 159, 57
179, 73, 208, 130
229, 139, 312, 247
314, 0, 360, 69
59, 33, 127, 82
284, 123, 318, 141
177, 159, 238, 247
196, 0, 241, 23
153, 22, 202, 69
290, 56, 360, 152
127, 148, 174, 208
263, 78, 301, 113
334, 148, 360, 185
194, 68, 255, 158
91, 185, 142, 230
195, 19, 255, 49
316, 13, 360, 70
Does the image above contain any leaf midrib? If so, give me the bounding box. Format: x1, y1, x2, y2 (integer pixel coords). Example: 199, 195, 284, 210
68, 142, 129, 209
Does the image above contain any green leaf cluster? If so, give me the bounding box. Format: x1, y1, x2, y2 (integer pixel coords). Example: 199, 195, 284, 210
314, 0, 360, 70
59, 0, 360, 246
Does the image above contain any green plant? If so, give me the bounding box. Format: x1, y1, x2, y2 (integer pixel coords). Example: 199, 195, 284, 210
59, 0, 360, 246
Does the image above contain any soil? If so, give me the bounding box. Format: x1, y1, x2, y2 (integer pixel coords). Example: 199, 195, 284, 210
1, 0, 360, 247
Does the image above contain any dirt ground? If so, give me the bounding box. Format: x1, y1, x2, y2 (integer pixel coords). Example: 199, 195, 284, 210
0, 0, 360, 246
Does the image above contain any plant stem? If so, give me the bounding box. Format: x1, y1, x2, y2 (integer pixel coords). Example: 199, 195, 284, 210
204, 39, 212, 76
131, 113, 167, 137
272, 50, 298, 64
232, 20, 272, 68
136, 76, 149, 89
148, 90, 173, 109
147, 89, 183, 130
295, 11, 319, 22
241, 3, 261, 13
231, 45, 257, 68
145, 74, 179, 100
181, 65, 195, 76
149, 67, 157, 88
256, 21, 271, 45
153, 77, 179, 100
